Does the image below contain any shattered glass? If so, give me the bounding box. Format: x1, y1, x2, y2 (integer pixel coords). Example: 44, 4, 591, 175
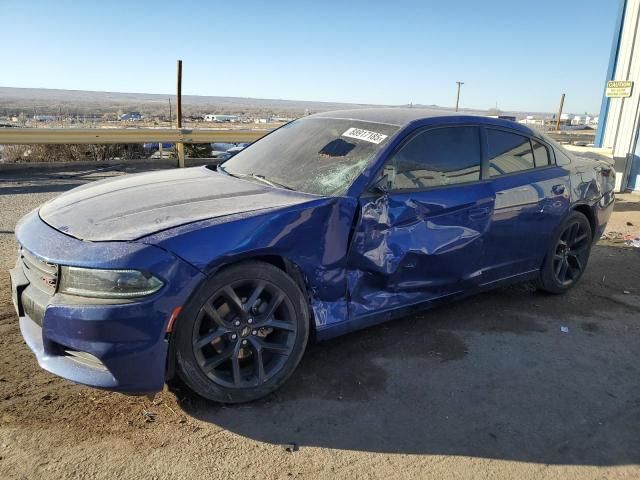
222, 117, 399, 196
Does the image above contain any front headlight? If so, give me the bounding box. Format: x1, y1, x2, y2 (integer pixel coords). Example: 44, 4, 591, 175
59, 266, 164, 299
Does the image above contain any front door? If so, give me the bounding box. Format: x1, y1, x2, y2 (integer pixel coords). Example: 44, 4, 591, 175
347, 125, 494, 319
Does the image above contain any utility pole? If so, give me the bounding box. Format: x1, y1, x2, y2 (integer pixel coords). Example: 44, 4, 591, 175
455, 81, 464, 112
555, 93, 565, 132
176, 60, 185, 168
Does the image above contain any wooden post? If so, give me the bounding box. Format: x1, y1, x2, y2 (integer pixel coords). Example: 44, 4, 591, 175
555, 93, 565, 132
159, 142, 163, 159
176, 59, 185, 168
455, 81, 464, 112
176, 142, 185, 167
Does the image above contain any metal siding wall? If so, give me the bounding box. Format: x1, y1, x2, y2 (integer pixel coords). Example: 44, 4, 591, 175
596, 0, 627, 147
613, 1, 640, 158
629, 122, 640, 189
602, 0, 639, 149
600, 0, 640, 191
621, 31, 640, 158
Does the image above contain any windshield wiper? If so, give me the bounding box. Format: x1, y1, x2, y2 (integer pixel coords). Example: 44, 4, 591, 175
217, 165, 296, 191
249, 174, 296, 191
217, 164, 235, 177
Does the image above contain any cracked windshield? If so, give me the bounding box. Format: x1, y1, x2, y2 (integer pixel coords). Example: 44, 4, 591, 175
219, 117, 399, 196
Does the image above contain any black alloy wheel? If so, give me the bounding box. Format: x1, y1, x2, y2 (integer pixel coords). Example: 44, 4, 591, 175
538, 211, 593, 294
192, 280, 297, 388
552, 219, 591, 286
174, 261, 309, 403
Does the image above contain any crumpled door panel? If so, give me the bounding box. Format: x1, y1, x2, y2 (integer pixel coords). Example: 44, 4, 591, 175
347, 184, 494, 318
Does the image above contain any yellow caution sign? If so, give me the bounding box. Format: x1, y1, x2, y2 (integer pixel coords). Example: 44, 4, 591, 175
606, 81, 633, 98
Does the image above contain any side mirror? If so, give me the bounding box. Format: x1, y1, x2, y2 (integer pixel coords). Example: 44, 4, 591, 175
371, 174, 392, 194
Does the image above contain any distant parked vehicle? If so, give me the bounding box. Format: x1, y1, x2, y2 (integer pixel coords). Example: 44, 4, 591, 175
150, 150, 172, 159
226, 145, 248, 156
119, 112, 143, 121
211, 142, 237, 152
211, 142, 251, 159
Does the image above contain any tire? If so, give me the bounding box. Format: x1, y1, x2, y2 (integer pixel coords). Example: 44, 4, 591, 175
174, 261, 309, 403
537, 211, 593, 294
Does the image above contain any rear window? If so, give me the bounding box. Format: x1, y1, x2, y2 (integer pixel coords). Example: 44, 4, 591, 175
532, 140, 551, 167
488, 130, 535, 176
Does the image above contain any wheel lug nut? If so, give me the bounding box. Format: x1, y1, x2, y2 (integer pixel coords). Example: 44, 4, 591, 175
242, 339, 248, 345
252, 330, 257, 335
248, 318, 253, 324
234, 320, 241, 326
231, 334, 237, 340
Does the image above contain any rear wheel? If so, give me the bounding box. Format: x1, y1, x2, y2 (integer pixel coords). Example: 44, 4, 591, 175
537, 211, 593, 294
174, 261, 309, 403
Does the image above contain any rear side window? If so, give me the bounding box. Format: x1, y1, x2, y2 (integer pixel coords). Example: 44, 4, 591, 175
532, 140, 551, 167
487, 130, 534, 176
390, 126, 481, 190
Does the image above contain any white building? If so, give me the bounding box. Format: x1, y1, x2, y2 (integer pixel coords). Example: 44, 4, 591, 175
596, 0, 640, 191
204, 114, 238, 122
518, 116, 545, 127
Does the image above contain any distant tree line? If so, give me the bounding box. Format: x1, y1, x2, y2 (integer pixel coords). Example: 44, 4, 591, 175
2, 144, 146, 163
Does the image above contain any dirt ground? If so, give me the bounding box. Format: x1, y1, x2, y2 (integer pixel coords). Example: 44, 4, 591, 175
0, 166, 639, 480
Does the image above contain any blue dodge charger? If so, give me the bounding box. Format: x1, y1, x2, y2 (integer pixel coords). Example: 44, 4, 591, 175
10, 109, 615, 403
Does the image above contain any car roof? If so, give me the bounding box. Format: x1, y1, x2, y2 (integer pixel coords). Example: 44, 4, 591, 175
312, 107, 455, 126
311, 107, 538, 137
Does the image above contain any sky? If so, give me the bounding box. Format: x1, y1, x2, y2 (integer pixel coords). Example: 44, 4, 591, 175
0, 0, 621, 114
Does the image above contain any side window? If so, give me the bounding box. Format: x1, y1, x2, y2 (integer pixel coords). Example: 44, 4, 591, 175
532, 140, 551, 168
389, 126, 481, 190
487, 129, 534, 176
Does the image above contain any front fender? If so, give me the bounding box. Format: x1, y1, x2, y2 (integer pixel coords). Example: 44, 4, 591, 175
142, 198, 359, 330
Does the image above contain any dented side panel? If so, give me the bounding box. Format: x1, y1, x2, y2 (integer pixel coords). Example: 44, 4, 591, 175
346, 182, 494, 319
569, 156, 616, 239
144, 197, 358, 331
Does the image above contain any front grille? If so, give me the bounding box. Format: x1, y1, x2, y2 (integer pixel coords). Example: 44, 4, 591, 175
20, 248, 58, 295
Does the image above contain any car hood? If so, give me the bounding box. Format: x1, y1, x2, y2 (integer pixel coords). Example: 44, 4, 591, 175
39, 166, 317, 241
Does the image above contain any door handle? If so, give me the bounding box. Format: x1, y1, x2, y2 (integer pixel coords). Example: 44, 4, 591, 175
552, 184, 566, 195
468, 206, 490, 220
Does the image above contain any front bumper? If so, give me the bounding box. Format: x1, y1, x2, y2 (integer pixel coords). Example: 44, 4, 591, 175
12, 211, 205, 393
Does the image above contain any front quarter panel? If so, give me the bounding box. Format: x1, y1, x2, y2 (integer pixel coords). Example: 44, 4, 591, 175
13, 210, 206, 392
143, 197, 359, 331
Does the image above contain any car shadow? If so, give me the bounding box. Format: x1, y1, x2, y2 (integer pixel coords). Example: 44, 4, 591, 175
174, 244, 640, 466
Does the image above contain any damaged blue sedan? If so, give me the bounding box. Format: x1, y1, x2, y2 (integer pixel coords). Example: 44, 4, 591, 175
11, 109, 615, 402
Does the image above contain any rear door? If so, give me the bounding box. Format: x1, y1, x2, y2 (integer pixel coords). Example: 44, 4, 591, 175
347, 125, 494, 318
480, 128, 570, 284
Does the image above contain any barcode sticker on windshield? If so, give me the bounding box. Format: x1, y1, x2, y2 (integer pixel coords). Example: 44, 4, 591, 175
342, 127, 388, 144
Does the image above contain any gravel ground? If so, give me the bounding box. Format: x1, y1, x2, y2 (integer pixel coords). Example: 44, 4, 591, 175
0, 165, 639, 480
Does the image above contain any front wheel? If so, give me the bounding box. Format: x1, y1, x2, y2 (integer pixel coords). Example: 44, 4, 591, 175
174, 261, 309, 403
537, 211, 593, 294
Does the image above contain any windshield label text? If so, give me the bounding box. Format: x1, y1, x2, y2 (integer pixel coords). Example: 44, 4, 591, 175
342, 127, 388, 144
